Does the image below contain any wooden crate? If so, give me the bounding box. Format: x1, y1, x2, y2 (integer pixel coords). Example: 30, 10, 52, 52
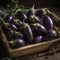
0, 8, 60, 58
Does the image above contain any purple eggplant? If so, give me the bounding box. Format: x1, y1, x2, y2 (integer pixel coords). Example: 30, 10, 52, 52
35, 9, 44, 18
10, 38, 25, 48
13, 19, 22, 27
15, 38, 25, 48
20, 23, 33, 43
10, 24, 18, 31
33, 36, 43, 43
8, 29, 23, 40
26, 9, 35, 18
4, 14, 14, 23
31, 23, 47, 35
14, 31, 24, 39
16, 11, 27, 21
26, 15, 43, 24
43, 15, 53, 31
47, 29, 57, 38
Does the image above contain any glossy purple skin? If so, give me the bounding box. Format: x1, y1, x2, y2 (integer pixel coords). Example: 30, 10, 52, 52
35, 9, 44, 18
34, 36, 43, 43
37, 25, 47, 34
33, 23, 47, 35
43, 15, 53, 31
34, 16, 43, 24
17, 20, 22, 26
16, 11, 27, 20
26, 15, 43, 24
10, 24, 18, 31
18, 34, 23, 39
21, 23, 33, 43
14, 20, 22, 27
26, 10, 35, 18
26, 24, 33, 43
5, 14, 14, 23
47, 29, 56, 38
15, 38, 25, 47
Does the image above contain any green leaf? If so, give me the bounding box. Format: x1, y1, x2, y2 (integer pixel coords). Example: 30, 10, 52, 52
0, 10, 8, 17
5, 0, 25, 15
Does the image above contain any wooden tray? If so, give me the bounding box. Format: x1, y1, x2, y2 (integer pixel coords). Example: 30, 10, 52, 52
0, 8, 60, 58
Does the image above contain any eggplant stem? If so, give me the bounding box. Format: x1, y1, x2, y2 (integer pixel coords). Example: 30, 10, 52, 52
31, 4, 35, 11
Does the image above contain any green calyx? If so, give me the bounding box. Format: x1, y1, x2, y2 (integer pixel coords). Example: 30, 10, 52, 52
9, 40, 16, 47
29, 15, 35, 23
20, 22, 27, 29
14, 19, 19, 23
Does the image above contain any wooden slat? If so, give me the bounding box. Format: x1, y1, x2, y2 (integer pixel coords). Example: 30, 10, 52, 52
47, 9, 60, 22
9, 38, 60, 57
47, 9, 60, 27
0, 26, 11, 52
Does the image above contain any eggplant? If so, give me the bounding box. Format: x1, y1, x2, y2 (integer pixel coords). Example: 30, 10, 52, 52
26, 9, 35, 18
20, 23, 33, 43
31, 23, 47, 36
10, 24, 18, 31
15, 38, 25, 48
26, 15, 43, 24
16, 39, 25, 47
10, 38, 25, 48
4, 14, 14, 23
13, 19, 22, 28
43, 15, 53, 31
8, 29, 23, 40
30, 25, 37, 36
26, 4, 35, 18
16, 11, 27, 21
47, 29, 57, 38
35, 9, 44, 18
14, 31, 24, 39
33, 36, 43, 43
